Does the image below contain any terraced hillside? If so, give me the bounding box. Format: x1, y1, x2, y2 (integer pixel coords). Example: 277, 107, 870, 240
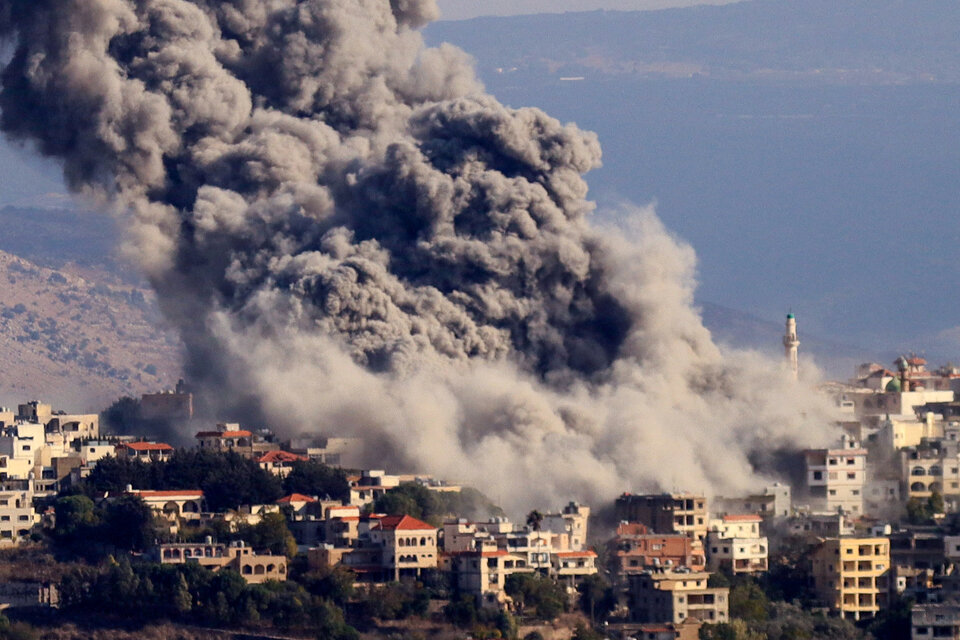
0, 250, 181, 409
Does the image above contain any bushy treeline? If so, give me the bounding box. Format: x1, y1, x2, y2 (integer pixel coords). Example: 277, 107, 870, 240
372, 482, 503, 525
69, 450, 349, 511
58, 558, 359, 639
52, 495, 161, 560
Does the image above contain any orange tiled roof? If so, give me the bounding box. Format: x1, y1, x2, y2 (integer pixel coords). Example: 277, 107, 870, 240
375, 514, 435, 531
276, 493, 317, 504
258, 450, 308, 464
120, 442, 173, 452
722, 514, 762, 522
555, 550, 598, 558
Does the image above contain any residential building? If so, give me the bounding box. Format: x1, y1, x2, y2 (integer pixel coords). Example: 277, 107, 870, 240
116, 441, 174, 462
552, 549, 599, 587
449, 545, 533, 608
613, 522, 706, 578
912, 604, 960, 640
615, 493, 708, 541
804, 435, 867, 516
714, 483, 791, 520
902, 440, 960, 510
258, 451, 308, 478
287, 436, 363, 468
542, 502, 590, 551
153, 540, 287, 584
0, 486, 38, 545
811, 537, 891, 621
890, 530, 946, 572
125, 488, 205, 522
629, 570, 729, 625
140, 382, 193, 421
705, 515, 768, 575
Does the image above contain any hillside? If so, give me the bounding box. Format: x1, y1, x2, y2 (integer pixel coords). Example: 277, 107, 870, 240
426, 0, 960, 83
0, 250, 181, 410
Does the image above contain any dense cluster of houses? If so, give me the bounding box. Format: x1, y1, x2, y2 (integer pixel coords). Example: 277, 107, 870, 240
11, 355, 960, 639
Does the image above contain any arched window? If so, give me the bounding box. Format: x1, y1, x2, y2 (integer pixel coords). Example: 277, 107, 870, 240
267, 564, 276, 573
420, 537, 427, 546
912, 467, 927, 476
911, 482, 926, 492
255, 565, 266, 575
243, 565, 252, 575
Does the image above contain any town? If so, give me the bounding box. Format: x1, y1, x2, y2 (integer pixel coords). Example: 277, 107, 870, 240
0, 316, 954, 640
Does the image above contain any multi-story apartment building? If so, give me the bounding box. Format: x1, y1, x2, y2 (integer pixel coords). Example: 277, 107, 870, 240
903, 440, 960, 510
811, 537, 891, 621
449, 541, 533, 608
615, 493, 708, 541
613, 522, 706, 579
804, 435, 868, 516
0, 486, 38, 545
705, 515, 768, 575
912, 604, 960, 640
542, 502, 590, 551
714, 483, 791, 520
629, 570, 729, 625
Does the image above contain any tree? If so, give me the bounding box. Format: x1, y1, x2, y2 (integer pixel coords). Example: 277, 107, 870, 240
504, 573, 566, 621
282, 460, 349, 501
236, 512, 298, 558
729, 581, 769, 623
699, 621, 764, 640
577, 574, 616, 623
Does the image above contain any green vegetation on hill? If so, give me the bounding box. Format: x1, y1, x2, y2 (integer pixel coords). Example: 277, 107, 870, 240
371, 482, 504, 525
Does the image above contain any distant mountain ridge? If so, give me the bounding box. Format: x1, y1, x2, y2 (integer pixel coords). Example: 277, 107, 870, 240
426, 0, 960, 83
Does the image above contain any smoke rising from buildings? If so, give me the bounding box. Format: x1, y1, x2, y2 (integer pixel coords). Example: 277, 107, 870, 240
0, 0, 834, 512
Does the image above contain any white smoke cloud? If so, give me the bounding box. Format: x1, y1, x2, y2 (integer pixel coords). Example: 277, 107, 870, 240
0, 0, 835, 514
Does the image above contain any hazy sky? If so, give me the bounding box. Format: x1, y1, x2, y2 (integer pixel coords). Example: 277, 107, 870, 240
436, 0, 744, 20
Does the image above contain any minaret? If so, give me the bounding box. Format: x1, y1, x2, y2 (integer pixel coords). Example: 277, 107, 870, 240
783, 313, 799, 380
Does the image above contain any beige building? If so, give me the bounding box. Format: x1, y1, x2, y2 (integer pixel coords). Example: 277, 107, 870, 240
542, 502, 590, 551
629, 570, 729, 625
117, 441, 174, 462
126, 488, 205, 522
0, 487, 38, 545
154, 540, 287, 584
811, 537, 890, 621
450, 545, 533, 608
903, 440, 960, 509
805, 435, 867, 516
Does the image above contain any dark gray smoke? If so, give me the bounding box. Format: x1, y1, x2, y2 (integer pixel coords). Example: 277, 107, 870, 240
0, 0, 835, 512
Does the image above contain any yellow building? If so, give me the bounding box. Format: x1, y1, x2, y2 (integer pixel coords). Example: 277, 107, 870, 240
812, 537, 890, 621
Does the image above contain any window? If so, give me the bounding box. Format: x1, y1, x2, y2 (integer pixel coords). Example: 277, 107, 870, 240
847, 458, 855, 465
813, 471, 823, 480
829, 490, 837, 496
847, 472, 856, 479
829, 458, 838, 465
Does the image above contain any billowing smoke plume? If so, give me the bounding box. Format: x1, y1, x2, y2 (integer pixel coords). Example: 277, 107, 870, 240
0, 0, 834, 512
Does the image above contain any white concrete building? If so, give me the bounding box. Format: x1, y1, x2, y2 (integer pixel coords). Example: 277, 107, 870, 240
0, 485, 39, 546
706, 515, 768, 575
805, 435, 868, 516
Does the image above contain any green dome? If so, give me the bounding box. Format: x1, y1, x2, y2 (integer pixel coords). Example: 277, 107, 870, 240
786, 313, 795, 319
886, 378, 902, 392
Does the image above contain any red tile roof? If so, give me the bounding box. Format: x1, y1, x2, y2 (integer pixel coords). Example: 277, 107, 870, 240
258, 450, 308, 464
276, 493, 317, 504
375, 514, 436, 531
120, 442, 173, 452
555, 550, 598, 558
196, 430, 253, 439
722, 514, 762, 522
